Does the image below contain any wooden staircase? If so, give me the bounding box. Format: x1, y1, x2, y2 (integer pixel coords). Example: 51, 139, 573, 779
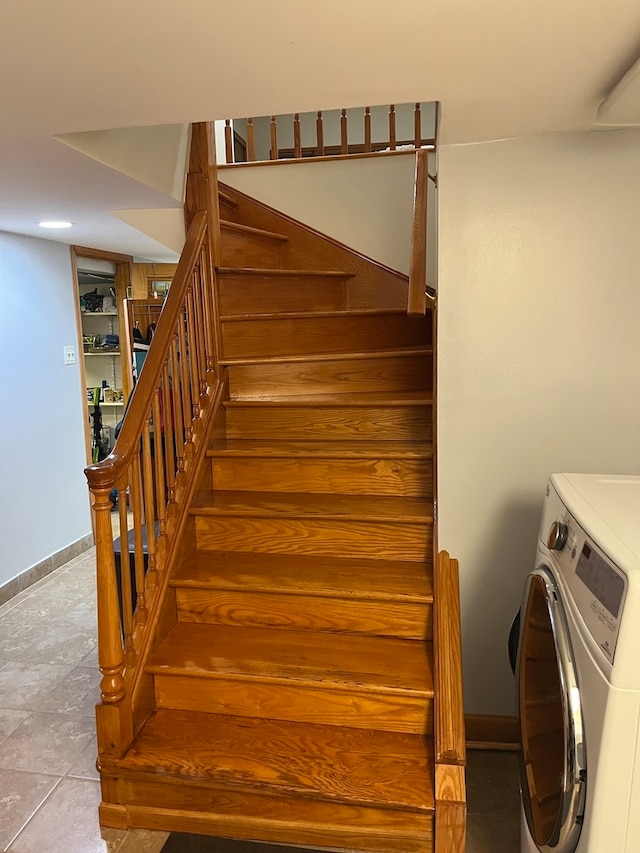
91, 125, 465, 852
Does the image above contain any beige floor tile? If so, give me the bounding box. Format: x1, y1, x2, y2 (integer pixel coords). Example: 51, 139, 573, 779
0, 662, 73, 711
67, 737, 99, 781
0, 769, 61, 851
38, 667, 101, 717
15, 624, 97, 667
7, 778, 107, 853
80, 646, 99, 668
0, 711, 95, 775
0, 623, 40, 658
115, 828, 169, 853
0, 710, 31, 744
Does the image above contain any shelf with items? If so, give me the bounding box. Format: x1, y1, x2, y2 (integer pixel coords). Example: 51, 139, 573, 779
80, 283, 127, 433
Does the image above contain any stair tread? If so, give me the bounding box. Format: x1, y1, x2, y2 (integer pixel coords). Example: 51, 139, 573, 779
220, 220, 289, 243
218, 267, 354, 278
171, 551, 432, 602
103, 708, 435, 812
222, 345, 432, 367
224, 389, 433, 407
190, 490, 433, 521
221, 308, 418, 322
147, 623, 433, 696
207, 438, 432, 458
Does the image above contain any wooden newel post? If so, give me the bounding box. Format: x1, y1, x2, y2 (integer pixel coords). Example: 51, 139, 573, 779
92, 485, 126, 704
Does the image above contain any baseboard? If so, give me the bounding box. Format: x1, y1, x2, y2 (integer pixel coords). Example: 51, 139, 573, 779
465, 714, 520, 751
0, 531, 95, 607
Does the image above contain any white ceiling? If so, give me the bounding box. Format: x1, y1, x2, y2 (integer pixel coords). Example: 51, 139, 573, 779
2, 0, 640, 260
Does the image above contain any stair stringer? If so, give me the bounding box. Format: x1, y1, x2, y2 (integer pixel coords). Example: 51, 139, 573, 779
219, 180, 410, 311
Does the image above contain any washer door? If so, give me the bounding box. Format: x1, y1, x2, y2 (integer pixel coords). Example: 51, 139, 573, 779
517, 567, 587, 853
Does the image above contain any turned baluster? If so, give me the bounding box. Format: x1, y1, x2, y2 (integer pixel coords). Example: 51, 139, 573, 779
246, 118, 256, 162
185, 286, 201, 418
117, 475, 135, 664
389, 105, 396, 151
269, 115, 278, 160
414, 102, 422, 149
93, 485, 126, 704
293, 113, 302, 158
191, 268, 207, 397
177, 309, 193, 446
364, 107, 372, 153
162, 361, 176, 505
224, 119, 233, 164
141, 418, 158, 593
316, 111, 324, 156
340, 109, 348, 155
170, 336, 186, 473
129, 453, 147, 626
199, 242, 216, 378
152, 385, 167, 536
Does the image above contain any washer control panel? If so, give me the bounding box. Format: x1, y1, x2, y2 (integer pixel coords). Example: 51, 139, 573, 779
541, 485, 628, 665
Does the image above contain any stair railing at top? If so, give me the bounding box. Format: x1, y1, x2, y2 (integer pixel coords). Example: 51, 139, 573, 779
222, 103, 436, 164
85, 123, 221, 758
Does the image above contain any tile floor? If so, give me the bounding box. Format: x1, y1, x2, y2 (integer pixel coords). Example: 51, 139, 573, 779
0, 547, 521, 852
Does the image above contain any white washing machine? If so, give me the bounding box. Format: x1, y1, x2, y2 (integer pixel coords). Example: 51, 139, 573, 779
518, 473, 640, 852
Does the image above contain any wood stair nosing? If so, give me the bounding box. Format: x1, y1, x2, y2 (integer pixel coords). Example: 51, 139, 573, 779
220, 315, 432, 361
207, 438, 433, 459
170, 551, 433, 604
189, 489, 434, 523
170, 550, 433, 640
222, 345, 433, 367
223, 389, 434, 407
101, 708, 436, 814
222, 393, 433, 442
147, 622, 432, 697
226, 353, 433, 400
217, 267, 354, 279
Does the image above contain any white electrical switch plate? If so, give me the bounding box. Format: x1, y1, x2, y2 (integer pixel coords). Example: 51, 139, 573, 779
63, 345, 76, 365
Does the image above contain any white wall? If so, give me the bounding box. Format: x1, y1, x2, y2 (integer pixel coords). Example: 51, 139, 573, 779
438, 128, 640, 715
0, 232, 92, 587
221, 154, 417, 273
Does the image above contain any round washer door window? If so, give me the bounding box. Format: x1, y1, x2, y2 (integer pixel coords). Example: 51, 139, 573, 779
517, 568, 586, 852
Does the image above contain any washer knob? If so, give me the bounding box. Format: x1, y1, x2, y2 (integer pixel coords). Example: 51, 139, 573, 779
547, 521, 569, 551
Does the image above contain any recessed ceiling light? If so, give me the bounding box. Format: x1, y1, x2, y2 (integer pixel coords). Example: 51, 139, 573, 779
38, 220, 73, 229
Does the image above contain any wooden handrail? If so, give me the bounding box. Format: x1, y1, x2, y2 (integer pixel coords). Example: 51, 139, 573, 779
88, 123, 222, 765
408, 148, 431, 315
85, 211, 207, 492
433, 550, 466, 766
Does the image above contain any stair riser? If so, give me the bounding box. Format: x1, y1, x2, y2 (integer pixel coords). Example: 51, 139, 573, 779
194, 516, 432, 561
153, 675, 432, 735
221, 314, 431, 360
176, 589, 432, 639
228, 355, 432, 399
210, 457, 432, 497
220, 233, 284, 269
100, 780, 433, 852
225, 404, 433, 441
218, 274, 347, 315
